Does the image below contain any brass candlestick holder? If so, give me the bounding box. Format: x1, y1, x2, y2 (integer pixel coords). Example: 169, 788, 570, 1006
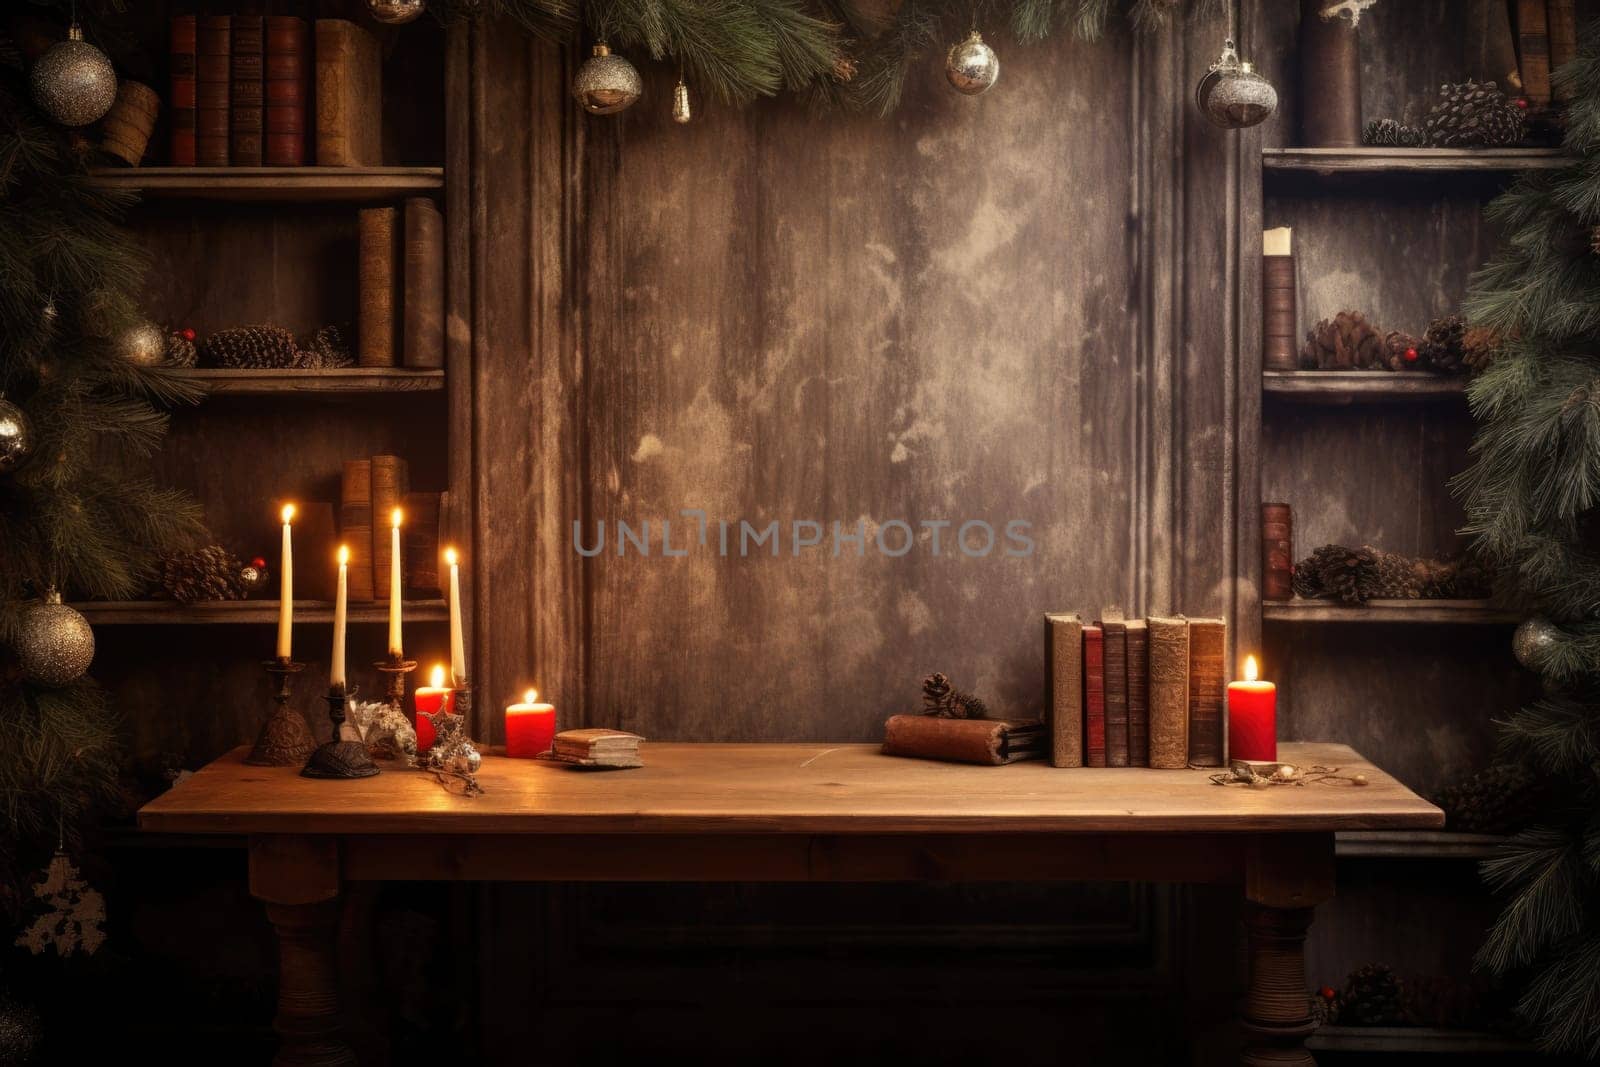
244, 659, 316, 766
302, 684, 380, 779
375, 655, 418, 712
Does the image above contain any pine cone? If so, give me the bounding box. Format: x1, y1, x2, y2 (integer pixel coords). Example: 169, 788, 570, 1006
1363, 117, 1426, 147
1292, 544, 1349, 599
164, 330, 198, 368
160, 545, 247, 603
201, 325, 300, 369
1432, 763, 1543, 833
1341, 964, 1408, 1027
1421, 315, 1469, 374
921, 672, 989, 719
1423, 81, 1525, 147
1372, 548, 1422, 599
1461, 325, 1503, 373
295, 324, 355, 370
1382, 330, 1423, 371
1300, 310, 1385, 370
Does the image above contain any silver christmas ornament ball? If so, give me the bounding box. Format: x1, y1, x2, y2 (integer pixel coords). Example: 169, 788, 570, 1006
30, 25, 118, 128
1512, 616, 1561, 671
1196, 38, 1277, 129
0, 396, 34, 474
118, 318, 168, 366
366, 0, 428, 25
18, 591, 95, 687
573, 44, 642, 115
946, 30, 999, 96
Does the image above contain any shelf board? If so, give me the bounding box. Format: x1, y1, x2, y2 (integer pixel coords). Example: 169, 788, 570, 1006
1263, 147, 1564, 176
175, 368, 445, 395
1336, 830, 1512, 860
1264, 371, 1467, 404
1262, 599, 1518, 625
74, 599, 447, 625
90, 166, 444, 203
1308, 1025, 1533, 1054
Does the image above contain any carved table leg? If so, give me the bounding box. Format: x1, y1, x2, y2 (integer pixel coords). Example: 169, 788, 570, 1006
1241, 833, 1335, 1067
251, 835, 356, 1067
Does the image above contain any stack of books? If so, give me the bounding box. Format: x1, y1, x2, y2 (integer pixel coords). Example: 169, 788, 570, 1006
544, 729, 644, 769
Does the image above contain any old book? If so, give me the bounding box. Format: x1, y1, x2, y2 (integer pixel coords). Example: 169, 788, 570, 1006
1549, 0, 1577, 98
264, 16, 309, 166
358, 207, 400, 367
1083, 624, 1106, 768
548, 729, 645, 768
1125, 619, 1149, 767
1100, 612, 1129, 767
295, 502, 338, 603
1147, 616, 1190, 769
1044, 612, 1083, 768
169, 16, 197, 165
1263, 228, 1297, 371
404, 490, 442, 596
403, 198, 446, 369
315, 19, 382, 167
230, 15, 264, 165
1262, 502, 1294, 601
100, 81, 160, 166
340, 459, 375, 601
1517, 0, 1551, 107
370, 455, 409, 597
196, 15, 231, 166
881, 715, 1046, 766
1187, 617, 1227, 767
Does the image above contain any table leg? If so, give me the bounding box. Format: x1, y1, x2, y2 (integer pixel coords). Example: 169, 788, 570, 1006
1241, 834, 1335, 1067
250, 835, 356, 1067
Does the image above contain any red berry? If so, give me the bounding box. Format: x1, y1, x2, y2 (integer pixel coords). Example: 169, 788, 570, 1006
1320, 986, 1337, 1000
181, 327, 197, 341
251, 556, 266, 568
1516, 98, 1529, 109
1404, 347, 1419, 362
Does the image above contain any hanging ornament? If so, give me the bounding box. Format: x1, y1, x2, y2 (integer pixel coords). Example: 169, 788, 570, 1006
1196, 38, 1278, 129
1512, 617, 1560, 671
41, 298, 58, 329
0, 395, 35, 474
14, 849, 107, 956
573, 43, 642, 115
117, 317, 167, 366
673, 76, 692, 124
29, 23, 118, 128
366, 0, 427, 25
945, 30, 999, 96
17, 590, 95, 688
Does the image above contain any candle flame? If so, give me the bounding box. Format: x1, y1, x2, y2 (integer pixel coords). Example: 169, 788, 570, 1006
431, 664, 445, 688
525, 688, 538, 704
1244, 655, 1259, 682
444, 546, 458, 566
337, 544, 349, 565
281, 503, 295, 523
391, 507, 403, 528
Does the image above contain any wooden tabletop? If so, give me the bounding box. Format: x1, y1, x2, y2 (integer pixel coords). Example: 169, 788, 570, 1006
139, 742, 1441, 836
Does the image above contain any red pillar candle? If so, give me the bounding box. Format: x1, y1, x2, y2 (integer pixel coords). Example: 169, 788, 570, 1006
505, 688, 556, 758
1227, 655, 1277, 762
413, 663, 455, 753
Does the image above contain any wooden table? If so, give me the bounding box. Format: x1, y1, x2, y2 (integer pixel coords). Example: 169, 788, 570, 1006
140, 741, 1441, 1066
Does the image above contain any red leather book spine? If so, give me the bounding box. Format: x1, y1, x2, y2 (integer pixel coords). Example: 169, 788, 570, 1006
195, 16, 231, 166
169, 16, 196, 166
1083, 624, 1106, 768
1262, 502, 1294, 601
264, 16, 308, 166
230, 16, 264, 166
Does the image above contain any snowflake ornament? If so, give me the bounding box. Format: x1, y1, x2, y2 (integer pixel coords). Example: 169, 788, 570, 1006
15, 851, 106, 956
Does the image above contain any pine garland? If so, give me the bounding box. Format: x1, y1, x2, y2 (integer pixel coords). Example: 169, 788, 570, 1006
0, 57, 205, 897
438, 0, 1219, 114
1457, 25, 1600, 1058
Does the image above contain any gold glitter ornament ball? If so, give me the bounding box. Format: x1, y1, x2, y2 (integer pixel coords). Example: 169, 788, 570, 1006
945, 30, 999, 96
30, 25, 118, 128
17, 591, 95, 687
0, 396, 34, 473
367, 0, 427, 25
118, 318, 168, 366
573, 43, 642, 115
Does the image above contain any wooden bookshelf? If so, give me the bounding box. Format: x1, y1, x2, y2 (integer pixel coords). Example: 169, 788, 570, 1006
1263, 147, 1564, 176
1336, 830, 1512, 860
74, 599, 447, 625
90, 166, 445, 203
1308, 1025, 1533, 1054
1264, 371, 1467, 404
1262, 600, 1518, 625
175, 368, 446, 395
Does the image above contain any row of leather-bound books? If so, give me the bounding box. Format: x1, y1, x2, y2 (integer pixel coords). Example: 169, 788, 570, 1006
170, 16, 381, 167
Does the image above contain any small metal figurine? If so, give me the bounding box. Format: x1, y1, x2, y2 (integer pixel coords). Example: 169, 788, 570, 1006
244, 658, 315, 766
418, 711, 483, 796
302, 684, 381, 779
374, 655, 418, 710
